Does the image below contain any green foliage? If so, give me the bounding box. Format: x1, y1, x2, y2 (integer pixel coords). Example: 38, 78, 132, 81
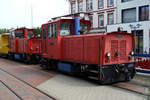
34, 27, 42, 36
0, 27, 42, 36
0, 28, 9, 34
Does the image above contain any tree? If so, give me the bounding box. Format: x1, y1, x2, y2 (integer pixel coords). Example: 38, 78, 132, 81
34, 27, 42, 36
0, 28, 9, 34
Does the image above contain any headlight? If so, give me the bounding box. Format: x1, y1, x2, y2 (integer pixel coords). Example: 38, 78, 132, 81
30, 47, 33, 50
106, 52, 111, 57
36, 46, 39, 51
130, 51, 134, 56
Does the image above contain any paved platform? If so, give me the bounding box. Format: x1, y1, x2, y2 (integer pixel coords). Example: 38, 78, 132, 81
0, 58, 56, 86
0, 69, 54, 100
38, 74, 147, 100
0, 58, 56, 100
0, 82, 20, 100
0, 58, 149, 100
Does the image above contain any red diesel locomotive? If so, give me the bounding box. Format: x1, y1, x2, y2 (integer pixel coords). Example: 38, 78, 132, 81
9, 28, 41, 63
40, 15, 136, 84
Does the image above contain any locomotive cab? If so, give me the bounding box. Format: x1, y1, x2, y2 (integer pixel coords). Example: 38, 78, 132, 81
41, 18, 91, 60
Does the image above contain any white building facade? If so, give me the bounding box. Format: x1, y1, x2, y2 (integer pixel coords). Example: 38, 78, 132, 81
69, 0, 117, 33
107, 0, 150, 54
68, 0, 150, 54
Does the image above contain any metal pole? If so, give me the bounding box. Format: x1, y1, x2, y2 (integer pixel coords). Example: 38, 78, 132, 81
31, 5, 33, 28
134, 28, 136, 53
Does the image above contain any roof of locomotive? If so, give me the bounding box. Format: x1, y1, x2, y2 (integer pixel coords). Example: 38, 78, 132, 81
61, 31, 132, 38
42, 18, 91, 26
0, 33, 10, 36
15, 28, 34, 31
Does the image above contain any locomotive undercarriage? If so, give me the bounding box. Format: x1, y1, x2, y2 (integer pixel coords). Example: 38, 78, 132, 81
75, 62, 136, 84
40, 58, 136, 84
101, 62, 136, 84
8, 52, 41, 64
0, 53, 8, 58
23, 53, 41, 64
40, 58, 57, 70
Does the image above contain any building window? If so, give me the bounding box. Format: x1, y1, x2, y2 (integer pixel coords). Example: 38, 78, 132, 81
71, 3, 75, 14
78, 2, 83, 12
99, 15, 104, 27
139, 5, 149, 21
87, 0, 93, 11
99, 0, 103, 8
121, 0, 133, 2
108, 13, 114, 25
89, 15, 93, 27
132, 30, 143, 54
108, 0, 114, 7
122, 8, 136, 23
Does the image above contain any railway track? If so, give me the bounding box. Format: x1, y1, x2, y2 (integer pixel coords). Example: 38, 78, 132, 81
0, 80, 23, 100
112, 82, 150, 98
0, 58, 149, 99
0, 67, 56, 100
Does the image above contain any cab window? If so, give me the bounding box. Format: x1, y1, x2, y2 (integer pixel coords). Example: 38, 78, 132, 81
27, 30, 34, 38
42, 26, 46, 39
10, 31, 15, 40
80, 23, 89, 33
59, 22, 72, 36
47, 23, 57, 38
15, 30, 24, 38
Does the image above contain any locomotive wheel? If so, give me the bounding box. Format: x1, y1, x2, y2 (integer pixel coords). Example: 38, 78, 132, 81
49, 60, 57, 70
8, 53, 14, 60
125, 73, 132, 82
24, 55, 31, 64
40, 59, 49, 70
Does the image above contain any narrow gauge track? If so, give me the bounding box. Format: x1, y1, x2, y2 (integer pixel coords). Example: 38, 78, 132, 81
0, 58, 149, 99
0, 80, 23, 100
112, 82, 150, 97
0, 67, 56, 100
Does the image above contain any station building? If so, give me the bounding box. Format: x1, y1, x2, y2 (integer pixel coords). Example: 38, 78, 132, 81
68, 0, 150, 54
107, 0, 150, 54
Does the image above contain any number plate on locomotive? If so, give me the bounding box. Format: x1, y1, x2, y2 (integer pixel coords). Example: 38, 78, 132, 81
115, 34, 122, 38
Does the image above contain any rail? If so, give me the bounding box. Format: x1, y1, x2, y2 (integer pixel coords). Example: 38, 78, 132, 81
113, 82, 150, 98
0, 67, 56, 100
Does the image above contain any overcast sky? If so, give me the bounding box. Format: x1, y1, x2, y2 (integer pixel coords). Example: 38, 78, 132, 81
0, 0, 69, 29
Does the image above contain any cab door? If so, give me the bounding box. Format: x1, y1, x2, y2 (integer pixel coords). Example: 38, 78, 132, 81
9, 31, 16, 53
42, 25, 47, 56
46, 23, 58, 59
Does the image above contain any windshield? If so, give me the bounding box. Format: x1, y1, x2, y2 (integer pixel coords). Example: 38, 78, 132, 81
59, 22, 72, 36
47, 23, 57, 38
28, 30, 34, 38
15, 30, 24, 38
80, 23, 89, 33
